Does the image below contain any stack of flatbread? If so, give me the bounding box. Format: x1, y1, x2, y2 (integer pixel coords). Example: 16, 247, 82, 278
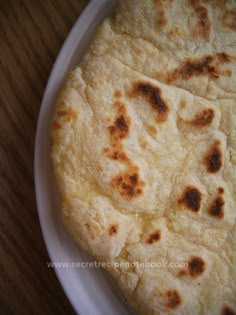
51, 1, 236, 314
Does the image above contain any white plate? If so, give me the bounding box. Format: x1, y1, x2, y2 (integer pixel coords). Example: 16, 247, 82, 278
34, 1, 135, 314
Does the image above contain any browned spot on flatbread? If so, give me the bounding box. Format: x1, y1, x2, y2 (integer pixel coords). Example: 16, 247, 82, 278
178, 186, 202, 212
222, 305, 236, 315
208, 196, 224, 219
166, 53, 232, 82
188, 108, 215, 127
146, 230, 161, 244
109, 115, 130, 139
188, 0, 211, 40
153, 0, 168, 27
109, 115, 129, 138
204, 140, 222, 173
109, 224, 118, 236
178, 269, 188, 277
179, 257, 205, 278
218, 187, 224, 194
111, 167, 144, 200
217, 52, 232, 63
52, 121, 61, 129
222, 9, 236, 31
114, 151, 128, 161
188, 256, 205, 277
114, 89, 122, 98
148, 125, 157, 136
57, 108, 78, 122
103, 148, 129, 161
172, 55, 216, 79
105, 102, 145, 200
129, 82, 169, 123
104, 102, 130, 163
165, 290, 182, 309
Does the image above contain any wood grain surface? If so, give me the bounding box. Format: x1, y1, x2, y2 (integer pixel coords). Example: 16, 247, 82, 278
0, 1, 88, 314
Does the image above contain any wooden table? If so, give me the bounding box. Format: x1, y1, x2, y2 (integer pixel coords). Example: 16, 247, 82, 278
0, 1, 88, 314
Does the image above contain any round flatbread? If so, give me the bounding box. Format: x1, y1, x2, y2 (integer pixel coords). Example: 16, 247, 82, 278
51, 1, 236, 314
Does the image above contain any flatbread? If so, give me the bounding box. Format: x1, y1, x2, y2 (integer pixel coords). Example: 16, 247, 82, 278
51, 1, 236, 314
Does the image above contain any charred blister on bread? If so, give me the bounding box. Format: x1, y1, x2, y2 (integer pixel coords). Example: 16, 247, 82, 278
153, 0, 168, 28
188, 108, 215, 127
188, 256, 205, 277
188, 0, 211, 40
179, 256, 205, 278
57, 107, 78, 122
52, 106, 78, 130
164, 53, 233, 83
218, 187, 224, 194
204, 140, 223, 173
165, 290, 182, 309
178, 186, 202, 212
128, 81, 169, 123
111, 168, 145, 200
109, 224, 119, 236
145, 229, 161, 244
108, 103, 130, 140
221, 9, 236, 31
208, 195, 225, 219
104, 100, 146, 200
104, 101, 130, 162
179, 108, 215, 128
104, 147, 129, 161
222, 305, 236, 315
